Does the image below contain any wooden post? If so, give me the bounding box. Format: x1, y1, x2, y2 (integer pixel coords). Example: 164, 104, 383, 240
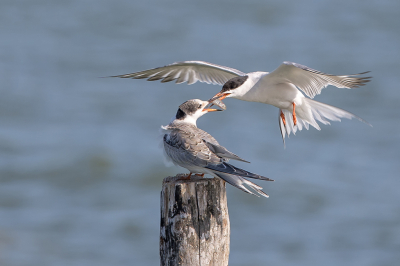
160, 174, 230, 266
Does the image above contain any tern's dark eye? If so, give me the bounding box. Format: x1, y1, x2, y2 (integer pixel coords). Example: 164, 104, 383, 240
198, 104, 202, 108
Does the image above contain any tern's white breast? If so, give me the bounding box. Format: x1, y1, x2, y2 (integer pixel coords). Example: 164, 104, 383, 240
239, 72, 304, 109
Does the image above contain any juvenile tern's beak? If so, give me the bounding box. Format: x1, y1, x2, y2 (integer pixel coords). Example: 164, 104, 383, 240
202, 107, 223, 112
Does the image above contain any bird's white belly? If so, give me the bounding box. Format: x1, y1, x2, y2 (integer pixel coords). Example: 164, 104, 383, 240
239, 81, 303, 109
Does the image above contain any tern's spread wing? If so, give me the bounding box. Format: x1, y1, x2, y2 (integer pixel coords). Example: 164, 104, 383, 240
266, 61, 371, 99
112, 61, 245, 85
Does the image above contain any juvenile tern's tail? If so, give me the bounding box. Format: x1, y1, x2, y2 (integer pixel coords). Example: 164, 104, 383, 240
212, 172, 270, 198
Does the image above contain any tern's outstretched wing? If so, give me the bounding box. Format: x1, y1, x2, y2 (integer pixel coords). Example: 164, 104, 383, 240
266, 61, 371, 99
112, 61, 245, 85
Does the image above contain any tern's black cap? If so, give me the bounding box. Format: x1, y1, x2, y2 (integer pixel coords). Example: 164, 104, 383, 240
221, 75, 248, 92
176, 99, 204, 120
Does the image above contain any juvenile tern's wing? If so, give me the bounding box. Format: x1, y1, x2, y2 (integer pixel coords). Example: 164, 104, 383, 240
185, 126, 250, 164
266, 61, 371, 99
164, 129, 271, 180
191, 126, 219, 144
203, 140, 250, 163
206, 162, 273, 181
163, 129, 221, 168
164, 127, 271, 198
112, 61, 246, 85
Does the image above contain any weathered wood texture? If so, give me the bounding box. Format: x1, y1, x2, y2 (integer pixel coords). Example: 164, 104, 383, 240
160, 174, 230, 266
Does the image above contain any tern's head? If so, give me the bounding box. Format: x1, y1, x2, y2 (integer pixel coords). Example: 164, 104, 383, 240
208, 75, 249, 103
175, 99, 222, 126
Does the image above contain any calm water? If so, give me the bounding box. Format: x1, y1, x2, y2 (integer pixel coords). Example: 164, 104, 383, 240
1, 0, 399, 265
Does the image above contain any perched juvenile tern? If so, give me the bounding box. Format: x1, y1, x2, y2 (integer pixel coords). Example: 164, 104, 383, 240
114, 61, 371, 144
162, 99, 273, 197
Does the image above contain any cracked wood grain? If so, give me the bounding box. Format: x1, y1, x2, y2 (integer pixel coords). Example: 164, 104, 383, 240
160, 174, 230, 266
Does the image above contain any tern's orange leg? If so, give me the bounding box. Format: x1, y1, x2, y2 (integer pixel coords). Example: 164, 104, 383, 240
180, 172, 192, 180
195, 173, 205, 177
280, 110, 287, 126
292, 103, 297, 126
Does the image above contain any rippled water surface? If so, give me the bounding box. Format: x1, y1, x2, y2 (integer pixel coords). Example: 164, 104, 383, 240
1, 1, 399, 265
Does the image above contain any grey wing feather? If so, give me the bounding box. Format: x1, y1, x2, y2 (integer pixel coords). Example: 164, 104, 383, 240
112, 61, 246, 86
164, 127, 271, 198
163, 130, 221, 168
186, 126, 249, 163
203, 140, 250, 163
190, 126, 219, 145
267, 61, 371, 99
206, 162, 273, 181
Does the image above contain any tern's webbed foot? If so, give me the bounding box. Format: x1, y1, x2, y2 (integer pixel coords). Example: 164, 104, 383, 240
179, 173, 192, 180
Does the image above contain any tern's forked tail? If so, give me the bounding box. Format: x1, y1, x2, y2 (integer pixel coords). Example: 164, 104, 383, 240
212, 172, 270, 198
279, 98, 371, 146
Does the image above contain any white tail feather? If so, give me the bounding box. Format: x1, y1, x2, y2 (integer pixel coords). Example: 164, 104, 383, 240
279, 98, 371, 144
212, 172, 269, 198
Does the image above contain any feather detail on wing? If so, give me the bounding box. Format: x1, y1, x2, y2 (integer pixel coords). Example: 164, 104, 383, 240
206, 162, 273, 181
267, 61, 371, 99
203, 140, 250, 163
163, 129, 222, 168
163, 122, 272, 197
112, 61, 246, 86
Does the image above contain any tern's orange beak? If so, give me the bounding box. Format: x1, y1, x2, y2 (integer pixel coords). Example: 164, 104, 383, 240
208, 92, 231, 103
202, 107, 223, 112
208, 92, 231, 110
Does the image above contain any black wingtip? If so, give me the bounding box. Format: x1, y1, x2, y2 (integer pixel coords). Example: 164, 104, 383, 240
239, 158, 251, 164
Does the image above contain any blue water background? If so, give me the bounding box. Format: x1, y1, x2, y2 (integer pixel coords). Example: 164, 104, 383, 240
0, 0, 399, 265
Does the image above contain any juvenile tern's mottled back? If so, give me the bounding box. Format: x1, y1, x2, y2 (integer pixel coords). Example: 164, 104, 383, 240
162, 99, 273, 197
114, 61, 371, 145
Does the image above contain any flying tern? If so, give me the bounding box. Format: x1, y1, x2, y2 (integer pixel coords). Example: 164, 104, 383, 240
114, 61, 371, 145
162, 99, 273, 197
